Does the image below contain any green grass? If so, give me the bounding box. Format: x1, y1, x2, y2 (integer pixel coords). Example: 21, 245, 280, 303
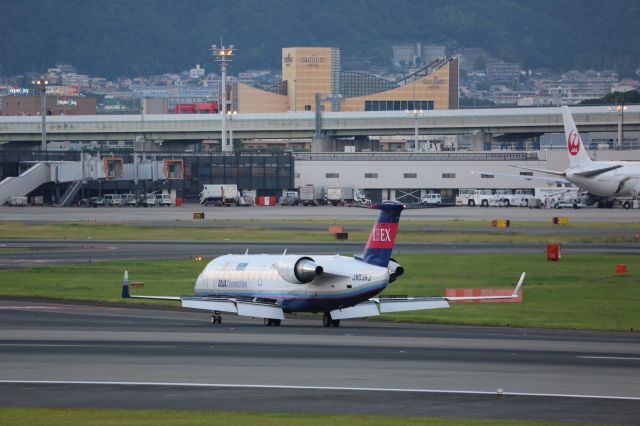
0, 253, 637, 332
0, 408, 598, 426
0, 222, 637, 244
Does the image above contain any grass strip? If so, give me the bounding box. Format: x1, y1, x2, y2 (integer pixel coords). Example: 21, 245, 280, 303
0, 222, 637, 244
0, 407, 594, 426
0, 253, 637, 332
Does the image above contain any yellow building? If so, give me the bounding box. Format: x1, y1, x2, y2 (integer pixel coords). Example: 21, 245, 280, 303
236, 47, 458, 113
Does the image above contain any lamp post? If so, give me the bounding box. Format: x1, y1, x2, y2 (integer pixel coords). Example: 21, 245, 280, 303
608, 104, 627, 149
406, 109, 424, 152
32, 77, 49, 152
226, 110, 237, 150
210, 43, 235, 152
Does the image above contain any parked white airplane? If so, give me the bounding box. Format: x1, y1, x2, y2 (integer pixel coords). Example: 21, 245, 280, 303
122, 201, 524, 327
515, 106, 640, 199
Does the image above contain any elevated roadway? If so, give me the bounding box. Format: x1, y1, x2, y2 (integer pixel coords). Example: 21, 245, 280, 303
1, 105, 639, 144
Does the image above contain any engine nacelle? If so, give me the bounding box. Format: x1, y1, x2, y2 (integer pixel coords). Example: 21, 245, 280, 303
388, 257, 404, 283
276, 256, 324, 284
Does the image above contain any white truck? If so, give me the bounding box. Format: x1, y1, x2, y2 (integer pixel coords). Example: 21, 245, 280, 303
326, 187, 370, 206
200, 184, 239, 206
457, 189, 497, 207
279, 191, 300, 206
495, 189, 535, 207
299, 185, 326, 206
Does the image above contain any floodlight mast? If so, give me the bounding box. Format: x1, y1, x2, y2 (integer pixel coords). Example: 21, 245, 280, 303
32, 78, 49, 152
210, 44, 235, 152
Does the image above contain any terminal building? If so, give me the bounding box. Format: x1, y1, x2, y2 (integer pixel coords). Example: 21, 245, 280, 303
236, 47, 458, 113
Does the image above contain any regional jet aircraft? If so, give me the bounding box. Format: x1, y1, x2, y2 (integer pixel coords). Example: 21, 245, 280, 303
123, 201, 524, 327
515, 106, 640, 200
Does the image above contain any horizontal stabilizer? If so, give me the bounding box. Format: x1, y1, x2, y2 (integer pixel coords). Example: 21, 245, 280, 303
574, 165, 622, 178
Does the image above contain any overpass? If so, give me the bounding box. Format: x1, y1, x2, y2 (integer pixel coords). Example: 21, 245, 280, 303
1, 106, 639, 147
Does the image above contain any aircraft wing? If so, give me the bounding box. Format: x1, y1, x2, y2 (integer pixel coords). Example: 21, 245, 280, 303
125, 293, 284, 320
573, 165, 622, 178
330, 272, 525, 320
512, 165, 566, 177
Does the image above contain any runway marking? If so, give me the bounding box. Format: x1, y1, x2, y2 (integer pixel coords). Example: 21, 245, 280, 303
0, 380, 639, 401
0, 306, 63, 310
0, 344, 173, 348
577, 356, 640, 361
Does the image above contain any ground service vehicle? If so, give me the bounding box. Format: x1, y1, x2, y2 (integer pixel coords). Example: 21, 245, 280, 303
300, 185, 326, 206
200, 184, 239, 206
419, 194, 442, 206
103, 194, 122, 207
279, 191, 299, 206
156, 193, 173, 207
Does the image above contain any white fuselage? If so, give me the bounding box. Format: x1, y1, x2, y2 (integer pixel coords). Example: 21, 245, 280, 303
194, 254, 390, 313
566, 161, 640, 197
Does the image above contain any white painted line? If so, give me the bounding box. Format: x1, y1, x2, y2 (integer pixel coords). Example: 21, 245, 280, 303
577, 356, 640, 361
0, 380, 639, 401
0, 344, 173, 348
0, 306, 63, 310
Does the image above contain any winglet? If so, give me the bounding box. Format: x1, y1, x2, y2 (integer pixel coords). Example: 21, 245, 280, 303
512, 272, 525, 297
122, 270, 130, 298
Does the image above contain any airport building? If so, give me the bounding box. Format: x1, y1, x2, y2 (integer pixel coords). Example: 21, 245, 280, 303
236, 47, 458, 113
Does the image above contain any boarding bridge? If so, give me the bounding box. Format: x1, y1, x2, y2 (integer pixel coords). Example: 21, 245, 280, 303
0, 154, 183, 206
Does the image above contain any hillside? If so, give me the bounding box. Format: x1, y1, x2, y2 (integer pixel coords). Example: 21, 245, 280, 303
2, 0, 639, 78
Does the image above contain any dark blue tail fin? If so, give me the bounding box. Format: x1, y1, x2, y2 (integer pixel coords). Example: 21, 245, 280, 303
361, 200, 404, 267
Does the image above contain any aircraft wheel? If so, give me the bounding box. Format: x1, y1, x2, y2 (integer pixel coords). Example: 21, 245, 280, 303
322, 313, 332, 327
331, 319, 341, 327
216, 315, 222, 324
273, 319, 281, 327
210, 315, 217, 325
264, 318, 273, 327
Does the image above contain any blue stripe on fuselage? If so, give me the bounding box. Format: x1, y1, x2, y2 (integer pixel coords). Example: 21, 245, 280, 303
193, 282, 387, 313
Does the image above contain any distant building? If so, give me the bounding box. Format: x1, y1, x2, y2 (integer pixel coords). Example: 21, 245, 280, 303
392, 43, 446, 68
189, 64, 205, 79
236, 47, 458, 113
486, 60, 521, 83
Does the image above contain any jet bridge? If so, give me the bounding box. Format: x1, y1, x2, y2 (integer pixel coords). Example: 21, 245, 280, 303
0, 154, 183, 206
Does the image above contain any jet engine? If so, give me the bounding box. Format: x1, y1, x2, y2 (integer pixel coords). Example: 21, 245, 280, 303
388, 257, 404, 283
276, 256, 324, 284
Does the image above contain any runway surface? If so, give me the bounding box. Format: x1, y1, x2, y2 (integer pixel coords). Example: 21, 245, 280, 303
1, 239, 639, 267
0, 299, 639, 423
2, 204, 640, 223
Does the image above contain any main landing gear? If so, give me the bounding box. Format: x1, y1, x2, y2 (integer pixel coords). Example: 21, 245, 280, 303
264, 318, 282, 327
210, 312, 222, 325
323, 312, 341, 328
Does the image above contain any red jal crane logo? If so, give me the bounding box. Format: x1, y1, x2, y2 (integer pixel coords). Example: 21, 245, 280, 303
567, 130, 581, 156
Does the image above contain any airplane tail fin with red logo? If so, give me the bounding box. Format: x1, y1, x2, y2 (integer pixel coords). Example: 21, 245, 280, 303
562, 106, 593, 169
361, 200, 404, 268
